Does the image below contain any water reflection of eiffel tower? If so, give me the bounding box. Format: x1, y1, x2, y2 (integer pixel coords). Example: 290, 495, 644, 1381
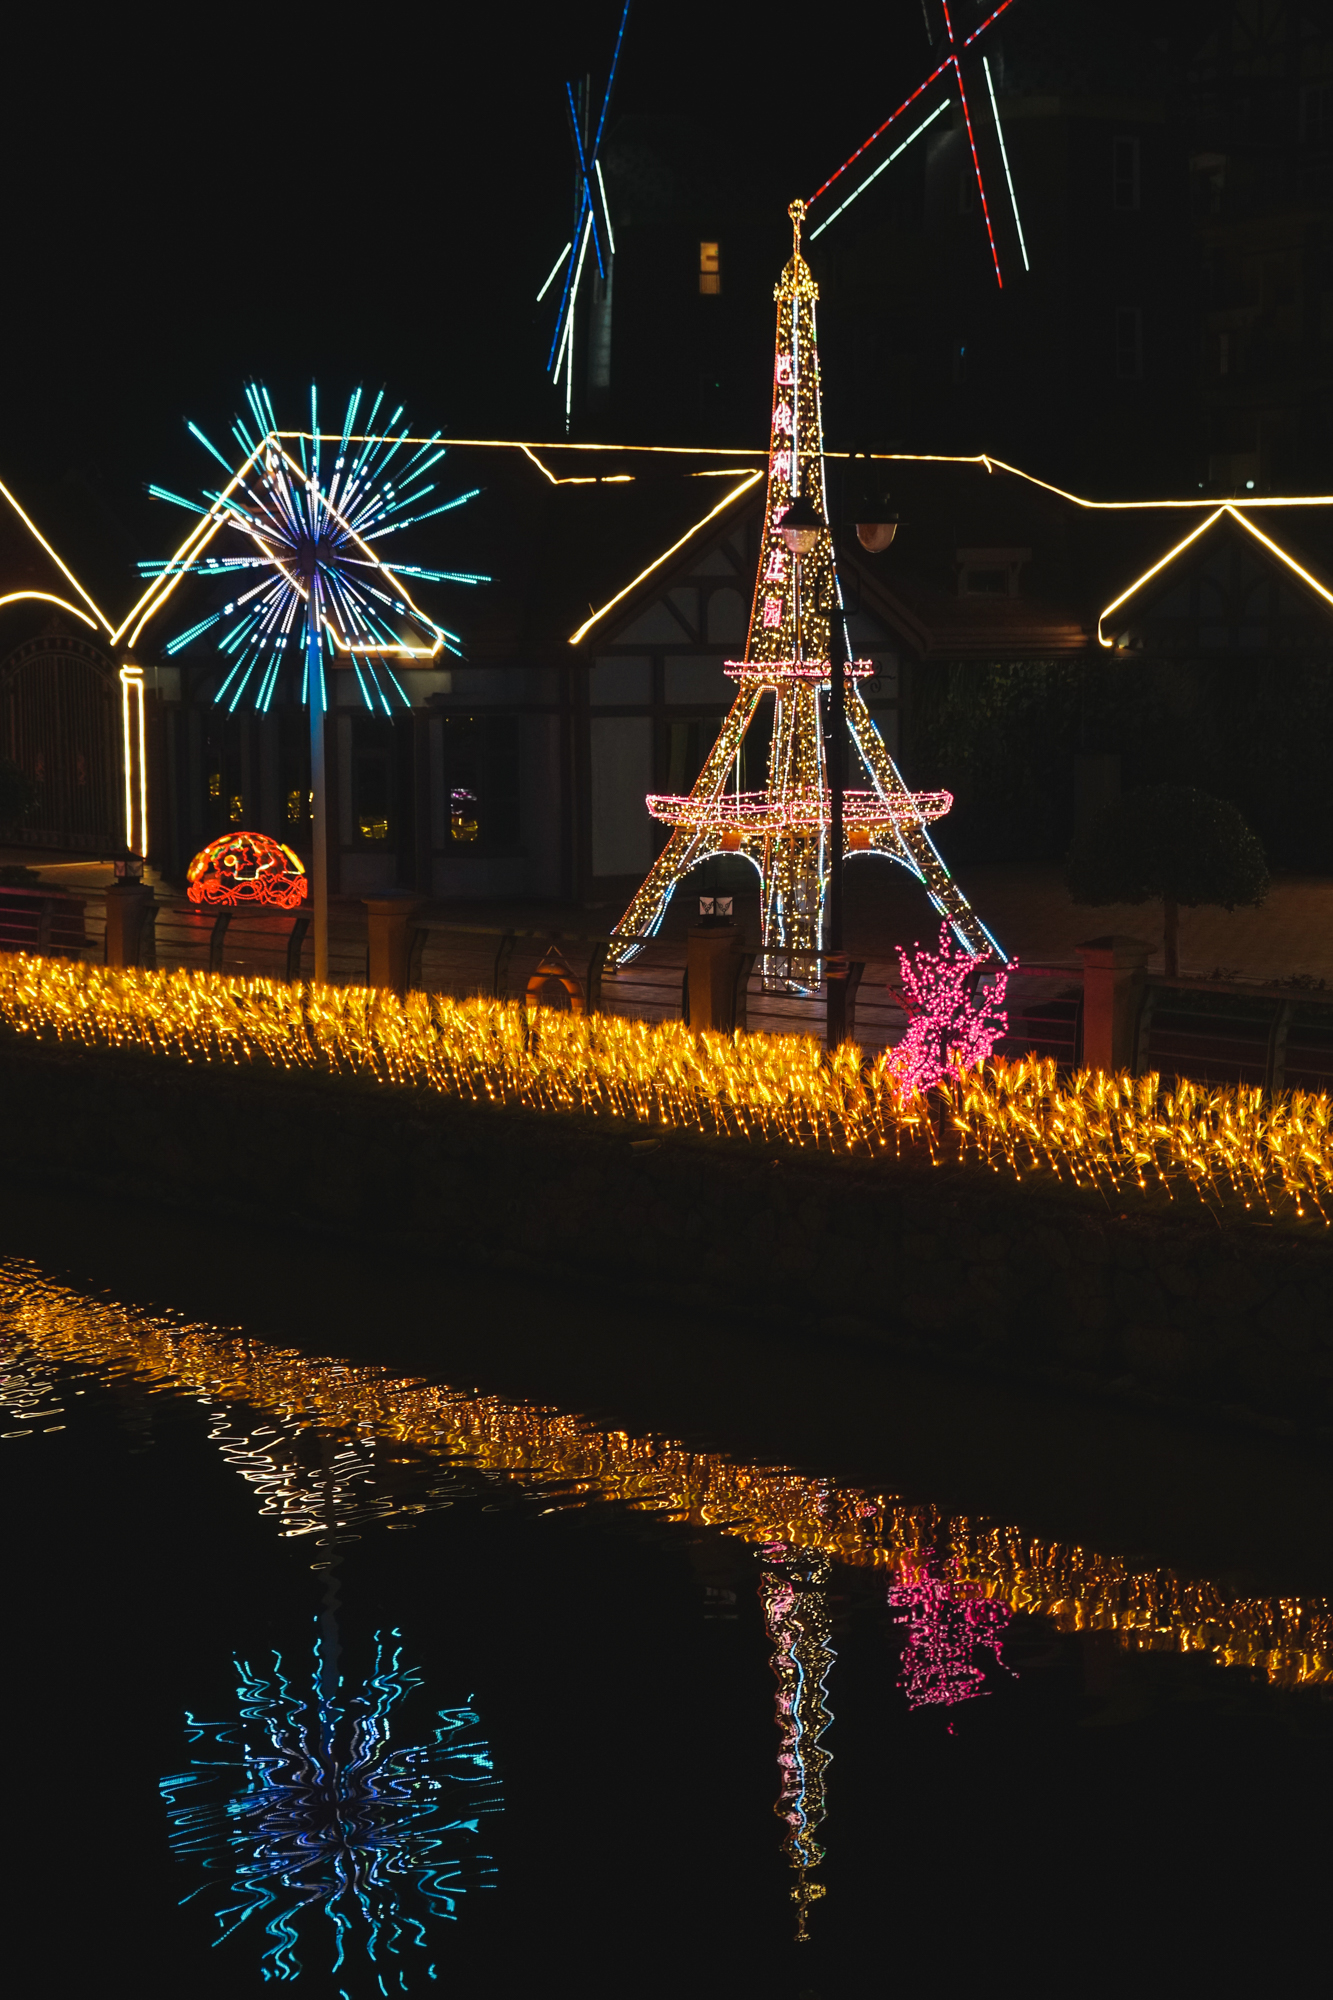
760, 1542, 835, 1942
609, 200, 1000, 990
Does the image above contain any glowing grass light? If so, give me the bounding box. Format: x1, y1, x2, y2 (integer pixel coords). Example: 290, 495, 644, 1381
4, 952, 1333, 1227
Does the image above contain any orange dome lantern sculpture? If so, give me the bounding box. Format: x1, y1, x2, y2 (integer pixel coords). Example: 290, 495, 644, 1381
186, 832, 308, 909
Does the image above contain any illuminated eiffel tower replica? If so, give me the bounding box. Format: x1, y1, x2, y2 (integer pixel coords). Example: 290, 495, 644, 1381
608, 201, 998, 986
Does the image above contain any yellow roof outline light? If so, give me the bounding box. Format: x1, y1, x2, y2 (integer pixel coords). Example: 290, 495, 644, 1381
0, 479, 113, 635
0, 591, 99, 632
567, 468, 765, 646
1096, 504, 1333, 648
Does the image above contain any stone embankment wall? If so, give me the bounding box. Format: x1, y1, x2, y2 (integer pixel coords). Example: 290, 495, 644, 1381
5, 1037, 1332, 1439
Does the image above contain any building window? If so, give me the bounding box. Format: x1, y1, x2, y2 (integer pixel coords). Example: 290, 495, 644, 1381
955, 547, 1030, 597
1115, 306, 1143, 379
1113, 135, 1140, 210
698, 242, 720, 295
352, 742, 392, 844
440, 714, 520, 852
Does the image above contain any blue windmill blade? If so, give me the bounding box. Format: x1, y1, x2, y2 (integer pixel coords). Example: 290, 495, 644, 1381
565, 81, 605, 280
591, 0, 632, 157
540, 3, 631, 376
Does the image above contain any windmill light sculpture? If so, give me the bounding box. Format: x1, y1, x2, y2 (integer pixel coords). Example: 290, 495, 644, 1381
807, 0, 1028, 280
537, 1, 632, 424
140, 383, 488, 981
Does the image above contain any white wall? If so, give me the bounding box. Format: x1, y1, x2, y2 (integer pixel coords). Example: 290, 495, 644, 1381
590, 715, 654, 876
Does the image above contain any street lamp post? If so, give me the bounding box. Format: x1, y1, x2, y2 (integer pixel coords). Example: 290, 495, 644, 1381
825, 584, 849, 1049
781, 467, 898, 1051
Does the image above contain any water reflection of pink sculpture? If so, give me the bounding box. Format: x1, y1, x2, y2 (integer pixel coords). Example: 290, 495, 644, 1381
889, 1553, 1013, 1710
885, 924, 1013, 1097
186, 832, 308, 909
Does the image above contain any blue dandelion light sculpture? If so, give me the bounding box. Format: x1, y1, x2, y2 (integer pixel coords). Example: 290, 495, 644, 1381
140, 383, 488, 977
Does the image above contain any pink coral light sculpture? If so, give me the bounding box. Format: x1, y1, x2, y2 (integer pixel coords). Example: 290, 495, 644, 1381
885, 922, 1013, 1097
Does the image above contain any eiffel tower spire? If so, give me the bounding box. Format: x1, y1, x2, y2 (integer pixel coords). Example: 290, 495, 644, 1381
608, 202, 1001, 978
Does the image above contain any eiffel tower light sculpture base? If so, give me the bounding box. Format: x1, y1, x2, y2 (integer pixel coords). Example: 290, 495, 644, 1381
607, 201, 1002, 989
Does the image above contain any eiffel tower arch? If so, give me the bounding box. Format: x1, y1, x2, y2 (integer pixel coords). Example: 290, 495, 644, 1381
608, 203, 1002, 986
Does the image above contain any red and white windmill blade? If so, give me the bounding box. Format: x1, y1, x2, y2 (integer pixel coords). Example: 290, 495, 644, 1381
806, 0, 1024, 285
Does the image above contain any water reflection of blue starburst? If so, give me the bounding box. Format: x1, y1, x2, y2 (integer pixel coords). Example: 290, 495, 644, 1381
160, 1624, 500, 1990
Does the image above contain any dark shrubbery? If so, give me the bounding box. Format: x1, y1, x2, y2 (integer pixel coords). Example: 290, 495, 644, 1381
1066, 784, 1269, 975
908, 656, 1333, 871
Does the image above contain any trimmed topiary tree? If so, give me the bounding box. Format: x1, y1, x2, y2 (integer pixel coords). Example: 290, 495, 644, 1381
1067, 784, 1269, 977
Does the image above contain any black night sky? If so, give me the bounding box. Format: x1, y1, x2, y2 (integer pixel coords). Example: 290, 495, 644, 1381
4, 7, 905, 499
0, 0, 1250, 591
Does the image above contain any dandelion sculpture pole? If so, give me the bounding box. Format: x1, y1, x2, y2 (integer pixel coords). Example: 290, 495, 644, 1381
136, 385, 488, 982
305, 562, 329, 978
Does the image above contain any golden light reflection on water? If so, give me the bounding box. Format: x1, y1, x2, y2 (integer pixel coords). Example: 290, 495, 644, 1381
1, 1263, 1330, 1691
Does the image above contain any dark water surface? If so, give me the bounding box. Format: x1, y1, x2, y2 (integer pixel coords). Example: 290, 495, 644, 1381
3, 1189, 1332, 1998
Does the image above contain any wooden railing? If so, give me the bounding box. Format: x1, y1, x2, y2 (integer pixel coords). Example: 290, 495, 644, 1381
10, 884, 1333, 1090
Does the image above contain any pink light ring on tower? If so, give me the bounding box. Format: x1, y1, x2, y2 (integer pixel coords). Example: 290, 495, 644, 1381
724, 659, 876, 685
644, 787, 953, 831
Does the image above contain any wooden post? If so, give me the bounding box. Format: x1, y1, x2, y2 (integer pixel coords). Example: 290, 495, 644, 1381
104, 883, 156, 969
1076, 934, 1152, 1075
364, 897, 427, 997
687, 921, 743, 1033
